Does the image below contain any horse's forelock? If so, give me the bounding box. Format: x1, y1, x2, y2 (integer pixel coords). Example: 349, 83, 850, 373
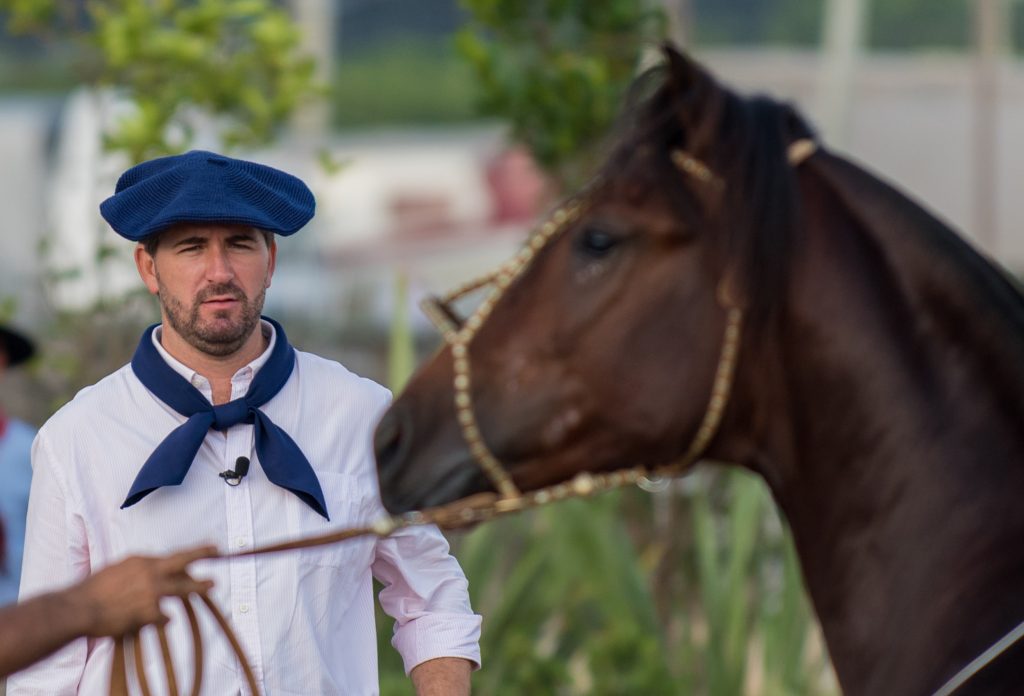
601, 66, 809, 334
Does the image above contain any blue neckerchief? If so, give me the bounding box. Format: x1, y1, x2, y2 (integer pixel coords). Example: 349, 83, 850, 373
123, 316, 328, 519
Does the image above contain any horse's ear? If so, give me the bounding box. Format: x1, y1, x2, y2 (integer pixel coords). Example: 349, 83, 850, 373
661, 43, 703, 95
660, 43, 721, 156
659, 42, 724, 181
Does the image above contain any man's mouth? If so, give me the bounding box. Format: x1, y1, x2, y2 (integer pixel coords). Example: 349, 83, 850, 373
202, 296, 240, 309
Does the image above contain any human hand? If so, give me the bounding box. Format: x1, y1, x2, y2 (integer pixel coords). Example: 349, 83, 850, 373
70, 545, 216, 638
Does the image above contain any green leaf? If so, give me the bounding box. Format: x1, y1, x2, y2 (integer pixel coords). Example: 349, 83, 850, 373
387, 272, 415, 393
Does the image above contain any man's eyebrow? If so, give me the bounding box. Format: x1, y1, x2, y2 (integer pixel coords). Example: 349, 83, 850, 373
171, 236, 208, 248
227, 232, 261, 242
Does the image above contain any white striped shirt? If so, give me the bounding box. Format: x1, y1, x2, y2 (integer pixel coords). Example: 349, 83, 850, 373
9, 321, 481, 696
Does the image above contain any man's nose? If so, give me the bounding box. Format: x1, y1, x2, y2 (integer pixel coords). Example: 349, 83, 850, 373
205, 247, 235, 283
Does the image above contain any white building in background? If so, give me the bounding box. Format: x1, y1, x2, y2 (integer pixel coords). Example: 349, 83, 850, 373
0, 96, 55, 325
4, 49, 1024, 330
44, 89, 136, 310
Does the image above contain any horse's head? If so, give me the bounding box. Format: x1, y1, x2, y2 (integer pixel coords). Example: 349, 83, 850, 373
375, 46, 811, 513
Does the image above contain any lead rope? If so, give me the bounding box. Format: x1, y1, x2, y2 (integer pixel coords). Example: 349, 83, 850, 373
106, 138, 825, 696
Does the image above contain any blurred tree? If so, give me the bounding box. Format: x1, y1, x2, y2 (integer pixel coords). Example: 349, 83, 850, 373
0, 0, 319, 163
869, 0, 968, 50
455, 0, 666, 188
329, 38, 478, 128
0, 0, 322, 421
693, 0, 979, 51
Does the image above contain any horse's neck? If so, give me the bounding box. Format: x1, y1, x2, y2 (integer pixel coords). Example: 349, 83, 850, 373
739, 153, 1024, 695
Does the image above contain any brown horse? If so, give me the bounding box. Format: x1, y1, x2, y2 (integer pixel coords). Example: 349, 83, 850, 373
373, 46, 1024, 696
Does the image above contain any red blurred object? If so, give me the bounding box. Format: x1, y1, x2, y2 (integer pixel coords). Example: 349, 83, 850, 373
485, 146, 549, 224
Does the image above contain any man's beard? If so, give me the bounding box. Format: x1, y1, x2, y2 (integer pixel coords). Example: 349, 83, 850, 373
158, 280, 266, 357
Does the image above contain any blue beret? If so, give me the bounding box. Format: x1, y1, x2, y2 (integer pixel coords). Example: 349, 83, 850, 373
99, 150, 315, 241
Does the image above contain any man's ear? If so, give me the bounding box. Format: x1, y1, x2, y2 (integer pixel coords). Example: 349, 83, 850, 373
135, 243, 160, 295
265, 237, 277, 289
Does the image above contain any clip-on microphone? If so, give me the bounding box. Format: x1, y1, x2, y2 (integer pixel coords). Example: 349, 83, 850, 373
219, 456, 250, 486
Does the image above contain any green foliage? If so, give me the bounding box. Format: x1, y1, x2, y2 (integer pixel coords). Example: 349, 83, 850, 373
448, 495, 678, 694
0, 0, 322, 420
869, 0, 969, 51
3, 297, 155, 424
374, 470, 838, 695
455, 0, 665, 187
0, 296, 16, 323
0, 0, 63, 34
692, 0, 994, 52
331, 39, 478, 128
388, 272, 416, 392
0, 0, 319, 163
694, 0, 821, 46
693, 471, 763, 694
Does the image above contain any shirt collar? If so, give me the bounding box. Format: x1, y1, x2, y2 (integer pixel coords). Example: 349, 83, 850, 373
151, 320, 277, 392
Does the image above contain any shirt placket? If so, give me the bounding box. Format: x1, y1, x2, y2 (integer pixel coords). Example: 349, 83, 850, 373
222, 370, 265, 691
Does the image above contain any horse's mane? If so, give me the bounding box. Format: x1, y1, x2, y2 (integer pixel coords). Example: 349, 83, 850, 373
604, 63, 1024, 388
812, 152, 1024, 410
600, 65, 811, 332
816, 151, 1024, 330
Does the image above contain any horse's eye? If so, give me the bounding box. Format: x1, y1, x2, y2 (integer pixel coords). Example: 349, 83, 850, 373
576, 226, 620, 257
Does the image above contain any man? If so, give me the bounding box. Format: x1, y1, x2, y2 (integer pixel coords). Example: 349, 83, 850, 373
0, 546, 214, 679
11, 151, 480, 695
0, 323, 36, 609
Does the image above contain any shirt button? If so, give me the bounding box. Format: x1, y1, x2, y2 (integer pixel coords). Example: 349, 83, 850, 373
239, 604, 250, 614
235, 537, 247, 548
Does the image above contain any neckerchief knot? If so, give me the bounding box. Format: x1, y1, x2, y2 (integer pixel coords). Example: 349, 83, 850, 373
123, 317, 329, 519
211, 400, 252, 430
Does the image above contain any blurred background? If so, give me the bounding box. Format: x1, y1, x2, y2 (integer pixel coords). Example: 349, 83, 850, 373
0, 0, 1023, 693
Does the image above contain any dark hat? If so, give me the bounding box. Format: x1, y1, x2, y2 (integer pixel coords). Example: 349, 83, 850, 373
99, 150, 315, 241
0, 324, 35, 367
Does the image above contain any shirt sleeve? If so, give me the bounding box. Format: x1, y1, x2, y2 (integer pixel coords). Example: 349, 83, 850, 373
371, 519, 482, 675
6, 430, 91, 695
